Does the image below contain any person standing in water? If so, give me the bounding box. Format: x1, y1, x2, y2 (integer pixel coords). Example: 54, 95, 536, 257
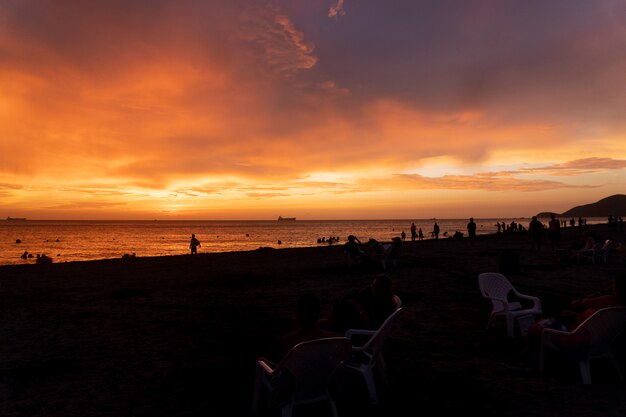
467, 217, 477, 246
190, 234, 201, 254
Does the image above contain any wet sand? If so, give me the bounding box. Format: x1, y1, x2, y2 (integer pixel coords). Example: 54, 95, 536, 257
1, 223, 625, 416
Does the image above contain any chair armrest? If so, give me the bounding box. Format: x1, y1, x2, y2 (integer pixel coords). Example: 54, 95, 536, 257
512, 293, 542, 309
257, 358, 278, 374
542, 327, 571, 336
541, 327, 573, 348
344, 328, 376, 339
520, 294, 541, 303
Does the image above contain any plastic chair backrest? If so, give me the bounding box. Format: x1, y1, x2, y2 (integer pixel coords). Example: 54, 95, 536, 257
478, 272, 514, 305
360, 307, 402, 354
280, 337, 351, 400
573, 306, 626, 356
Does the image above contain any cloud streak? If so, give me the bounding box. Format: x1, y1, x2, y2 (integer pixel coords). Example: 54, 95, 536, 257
328, 0, 346, 19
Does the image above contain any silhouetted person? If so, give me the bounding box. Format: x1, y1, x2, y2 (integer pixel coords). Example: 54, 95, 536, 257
189, 234, 201, 254
529, 216, 543, 250
282, 293, 339, 353
344, 234, 368, 265
523, 273, 626, 367
548, 213, 561, 251
433, 222, 440, 239
319, 273, 398, 333
410, 222, 417, 241
355, 273, 399, 330
467, 217, 477, 246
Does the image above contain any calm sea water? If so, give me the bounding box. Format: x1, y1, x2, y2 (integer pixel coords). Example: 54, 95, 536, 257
0, 217, 605, 266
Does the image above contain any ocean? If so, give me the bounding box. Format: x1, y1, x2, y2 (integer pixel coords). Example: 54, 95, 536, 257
0, 217, 606, 266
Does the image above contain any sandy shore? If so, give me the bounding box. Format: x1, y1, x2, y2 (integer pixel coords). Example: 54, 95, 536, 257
1, 223, 625, 416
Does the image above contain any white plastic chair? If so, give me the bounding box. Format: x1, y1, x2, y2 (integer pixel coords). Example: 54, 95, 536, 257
540, 306, 626, 385
342, 307, 403, 404
392, 294, 402, 309
577, 241, 605, 264
478, 272, 542, 338
252, 337, 352, 417
596, 240, 615, 264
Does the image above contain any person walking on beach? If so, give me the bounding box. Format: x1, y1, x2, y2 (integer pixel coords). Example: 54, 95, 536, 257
418, 228, 424, 240
410, 222, 417, 242
189, 234, 201, 254
433, 222, 440, 239
467, 217, 477, 246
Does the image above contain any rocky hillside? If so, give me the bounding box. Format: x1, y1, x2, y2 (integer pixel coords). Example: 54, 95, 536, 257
538, 194, 626, 218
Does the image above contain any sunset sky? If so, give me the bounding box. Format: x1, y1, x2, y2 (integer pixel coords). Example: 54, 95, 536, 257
1, 0, 625, 220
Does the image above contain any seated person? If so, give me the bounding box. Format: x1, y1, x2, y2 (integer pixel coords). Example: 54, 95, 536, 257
344, 234, 368, 263
364, 238, 384, 255
282, 293, 340, 354
523, 273, 626, 366
356, 273, 399, 329
571, 235, 595, 255
317, 296, 369, 335
569, 274, 626, 315
369, 237, 402, 270
604, 240, 625, 259
319, 273, 399, 334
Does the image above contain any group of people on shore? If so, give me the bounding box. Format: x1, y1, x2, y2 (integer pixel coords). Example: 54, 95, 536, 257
409, 222, 425, 241
407, 219, 475, 244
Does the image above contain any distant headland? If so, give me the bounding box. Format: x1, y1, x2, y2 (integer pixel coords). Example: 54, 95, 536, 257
537, 194, 626, 218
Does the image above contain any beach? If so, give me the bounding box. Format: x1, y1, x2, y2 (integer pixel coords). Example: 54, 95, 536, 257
1, 224, 625, 417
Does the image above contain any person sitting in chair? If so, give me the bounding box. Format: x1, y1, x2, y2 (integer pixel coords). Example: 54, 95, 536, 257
344, 235, 368, 265
282, 293, 340, 353
319, 273, 399, 333
522, 273, 626, 367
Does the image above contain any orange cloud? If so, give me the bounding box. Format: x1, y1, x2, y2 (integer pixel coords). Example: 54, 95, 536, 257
1, 1, 624, 219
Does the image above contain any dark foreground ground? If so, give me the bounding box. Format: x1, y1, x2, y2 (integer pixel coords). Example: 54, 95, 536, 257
1, 223, 626, 416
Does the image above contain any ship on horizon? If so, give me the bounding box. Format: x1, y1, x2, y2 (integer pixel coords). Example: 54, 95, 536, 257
277, 216, 296, 221
6, 216, 27, 221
